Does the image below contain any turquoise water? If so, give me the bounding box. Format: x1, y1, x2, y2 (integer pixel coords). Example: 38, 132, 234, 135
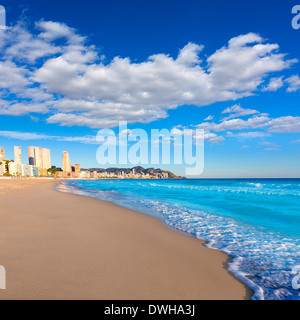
58, 179, 300, 300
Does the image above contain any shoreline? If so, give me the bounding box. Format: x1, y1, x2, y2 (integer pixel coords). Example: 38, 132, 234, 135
58, 181, 257, 300
0, 179, 253, 300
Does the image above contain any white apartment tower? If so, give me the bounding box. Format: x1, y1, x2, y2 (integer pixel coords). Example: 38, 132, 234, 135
62, 151, 72, 173
41, 148, 51, 170
14, 146, 22, 165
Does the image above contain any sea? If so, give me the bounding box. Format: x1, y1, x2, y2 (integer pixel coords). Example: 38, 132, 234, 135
57, 178, 300, 300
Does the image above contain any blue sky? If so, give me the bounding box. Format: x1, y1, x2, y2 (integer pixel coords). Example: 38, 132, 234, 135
0, 0, 299, 177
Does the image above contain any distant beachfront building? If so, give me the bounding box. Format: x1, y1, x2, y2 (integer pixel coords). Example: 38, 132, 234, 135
8, 162, 39, 177
14, 146, 22, 165
55, 171, 71, 178
79, 171, 86, 179
8, 162, 21, 176
0, 147, 5, 162
30, 166, 39, 177
23, 164, 31, 177
80, 171, 91, 179
75, 164, 81, 173
28, 147, 51, 169
91, 171, 98, 179
74, 164, 81, 178
0, 163, 6, 176
62, 151, 72, 173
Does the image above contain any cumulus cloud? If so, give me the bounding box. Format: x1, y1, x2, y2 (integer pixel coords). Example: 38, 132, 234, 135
0, 60, 29, 90
267, 116, 300, 133
203, 132, 225, 144
286, 75, 300, 92
3, 24, 61, 63
0, 21, 297, 128
196, 115, 270, 132
204, 115, 214, 121
0, 100, 49, 116
206, 34, 296, 93
262, 76, 284, 92
222, 105, 260, 120
170, 127, 224, 144
0, 130, 51, 140
229, 131, 270, 139
0, 130, 99, 144
36, 20, 86, 44
193, 106, 300, 144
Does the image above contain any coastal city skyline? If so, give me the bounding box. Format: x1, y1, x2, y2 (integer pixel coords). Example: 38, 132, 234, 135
0, 145, 173, 179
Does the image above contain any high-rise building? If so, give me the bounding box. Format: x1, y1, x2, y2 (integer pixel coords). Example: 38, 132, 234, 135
75, 164, 81, 173
41, 148, 51, 169
28, 147, 51, 169
28, 146, 42, 167
0, 147, 5, 162
14, 146, 22, 165
28, 146, 34, 166
62, 151, 71, 172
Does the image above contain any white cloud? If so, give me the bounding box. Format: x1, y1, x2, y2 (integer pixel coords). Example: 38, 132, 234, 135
206, 33, 296, 94
0, 21, 296, 128
267, 116, 300, 133
0, 130, 99, 144
228, 131, 270, 139
3, 23, 61, 63
171, 127, 224, 144
194, 106, 300, 143
222, 104, 260, 120
176, 42, 204, 66
0, 60, 29, 90
30, 115, 40, 122
262, 76, 284, 92
241, 145, 250, 151
36, 20, 86, 44
259, 141, 281, 151
57, 135, 98, 144
0, 100, 49, 116
204, 115, 214, 121
291, 140, 300, 144
0, 130, 51, 140
286, 75, 300, 92
204, 132, 225, 144
197, 115, 270, 132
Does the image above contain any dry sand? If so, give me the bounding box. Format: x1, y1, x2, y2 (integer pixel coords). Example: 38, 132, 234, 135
0, 179, 252, 300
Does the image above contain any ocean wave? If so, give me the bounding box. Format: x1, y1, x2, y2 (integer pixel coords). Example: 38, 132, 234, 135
139, 181, 300, 197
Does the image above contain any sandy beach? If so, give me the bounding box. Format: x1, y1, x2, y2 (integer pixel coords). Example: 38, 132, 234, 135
0, 179, 252, 300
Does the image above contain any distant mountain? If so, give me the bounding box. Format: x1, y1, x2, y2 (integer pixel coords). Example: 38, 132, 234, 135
82, 166, 185, 179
